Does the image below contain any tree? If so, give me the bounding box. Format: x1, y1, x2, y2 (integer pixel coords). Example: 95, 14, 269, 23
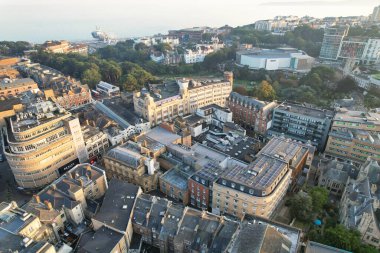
121, 74, 138, 91
153, 43, 172, 53
336, 76, 357, 93
289, 192, 313, 222
308, 187, 329, 213
81, 68, 101, 88
233, 86, 248, 96
323, 225, 362, 252
254, 80, 276, 101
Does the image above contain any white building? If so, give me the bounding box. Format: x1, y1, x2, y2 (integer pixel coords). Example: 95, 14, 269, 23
184, 39, 224, 64
237, 48, 314, 72
255, 20, 273, 31
150, 52, 165, 63
96, 81, 120, 96
81, 125, 110, 162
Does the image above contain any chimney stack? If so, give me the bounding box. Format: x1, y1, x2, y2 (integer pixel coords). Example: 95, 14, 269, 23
33, 194, 41, 203
44, 200, 53, 210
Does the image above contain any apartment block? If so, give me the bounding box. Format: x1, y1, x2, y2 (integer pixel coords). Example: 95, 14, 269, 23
227, 92, 277, 135
3, 100, 88, 189
325, 109, 380, 165
104, 140, 162, 192
0, 77, 38, 97
268, 102, 334, 151
319, 26, 350, 60
212, 136, 314, 219
42, 40, 88, 55
133, 72, 233, 126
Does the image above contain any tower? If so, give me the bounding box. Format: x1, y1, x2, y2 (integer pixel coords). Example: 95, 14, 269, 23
224, 71, 233, 86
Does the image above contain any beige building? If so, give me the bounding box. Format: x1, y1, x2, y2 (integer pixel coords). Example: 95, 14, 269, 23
340, 158, 380, 249
104, 140, 162, 192
0, 77, 39, 97
25, 163, 108, 240
43, 40, 88, 55
133, 72, 233, 126
325, 109, 380, 165
0, 97, 23, 126
212, 154, 291, 219
82, 125, 110, 162
0, 201, 56, 252
3, 100, 88, 189
211, 136, 314, 219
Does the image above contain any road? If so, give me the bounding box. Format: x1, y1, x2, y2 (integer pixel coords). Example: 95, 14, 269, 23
0, 160, 31, 207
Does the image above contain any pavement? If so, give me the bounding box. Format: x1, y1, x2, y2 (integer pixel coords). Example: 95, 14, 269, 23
0, 160, 31, 207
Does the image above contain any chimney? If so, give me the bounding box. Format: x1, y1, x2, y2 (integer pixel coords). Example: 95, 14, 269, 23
44, 200, 53, 210
371, 184, 377, 195
33, 194, 41, 203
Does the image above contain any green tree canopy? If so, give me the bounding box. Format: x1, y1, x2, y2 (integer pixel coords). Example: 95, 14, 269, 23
308, 187, 329, 213
289, 192, 313, 222
253, 80, 276, 101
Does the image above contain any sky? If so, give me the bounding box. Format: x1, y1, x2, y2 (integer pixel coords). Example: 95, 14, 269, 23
0, 0, 378, 42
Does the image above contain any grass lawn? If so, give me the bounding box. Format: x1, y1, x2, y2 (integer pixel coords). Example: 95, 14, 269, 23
233, 79, 258, 92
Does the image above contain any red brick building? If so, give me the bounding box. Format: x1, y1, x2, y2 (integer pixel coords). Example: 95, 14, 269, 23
227, 92, 277, 135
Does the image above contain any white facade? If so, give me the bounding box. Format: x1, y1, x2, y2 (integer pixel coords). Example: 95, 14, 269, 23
238, 48, 314, 71
96, 81, 120, 96
184, 50, 207, 64
255, 20, 273, 31
150, 53, 165, 63
363, 39, 380, 63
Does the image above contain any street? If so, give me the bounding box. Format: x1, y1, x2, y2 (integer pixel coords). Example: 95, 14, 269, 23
0, 160, 31, 207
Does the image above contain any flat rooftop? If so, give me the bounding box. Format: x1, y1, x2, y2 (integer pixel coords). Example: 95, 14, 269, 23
238, 48, 306, 59
334, 109, 380, 126
76, 226, 125, 253
0, 78, 36, 89
92, 178, 139, 232
276, 102, 334, 119
105, 144, 145, 169
144, 126, 182, 146
145, 81, 180, 102
222, 154, 288, 192
0, 97, 21, 111
160, 165, 194, 190
199, 104, 231, 113
10, 100, 69, 132
306, 241, 352, 253
258, 136, 313, 164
